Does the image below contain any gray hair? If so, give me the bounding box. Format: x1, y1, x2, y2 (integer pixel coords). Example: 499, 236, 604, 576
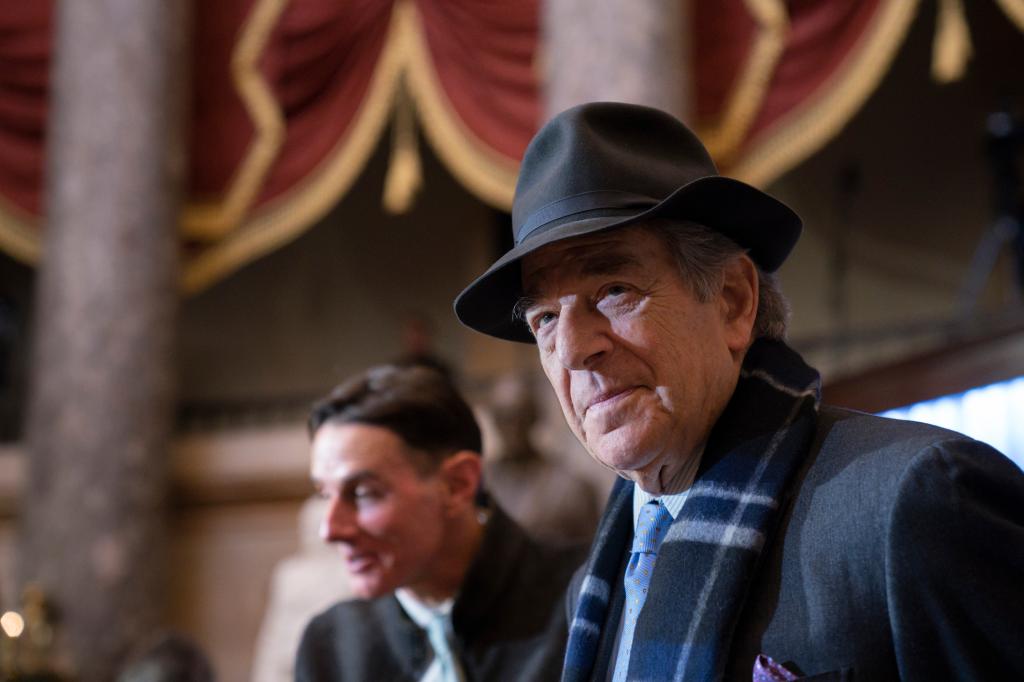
646, 219, 790, 340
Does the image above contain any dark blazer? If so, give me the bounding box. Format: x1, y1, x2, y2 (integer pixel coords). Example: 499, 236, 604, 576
296, 505, 586, 682
568, 406, 1024, 681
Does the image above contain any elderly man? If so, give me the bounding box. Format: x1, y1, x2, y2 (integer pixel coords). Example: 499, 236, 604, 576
295, 365, 584, 681
454, 102, 1024, 681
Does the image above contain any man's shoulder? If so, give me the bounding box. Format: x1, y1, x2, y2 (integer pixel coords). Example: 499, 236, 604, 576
732, 412, 1024, 679
480, 504, 588, 595
811, 404, 990, 475
302, 595, 400, 641
296, 595, 424, 680
817, 403, 970, 448
520, 524, 591, 567
486, 503, 588, 566
803, 404, 1020, 523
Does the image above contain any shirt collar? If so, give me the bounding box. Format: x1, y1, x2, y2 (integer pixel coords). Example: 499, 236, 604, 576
632, 486, 689, 527
394, 588, 454, 628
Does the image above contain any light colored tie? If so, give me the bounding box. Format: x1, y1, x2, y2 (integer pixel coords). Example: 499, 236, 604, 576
612, 500, 673, 682
426, 612, 464, 682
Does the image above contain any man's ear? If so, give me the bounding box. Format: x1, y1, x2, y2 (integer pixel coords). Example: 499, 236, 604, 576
439, 451, 483, 515
719, 254, 758, 354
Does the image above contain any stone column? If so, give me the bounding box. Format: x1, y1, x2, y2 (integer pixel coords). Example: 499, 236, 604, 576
542, 0, 691, 122
18, 1, 188, 680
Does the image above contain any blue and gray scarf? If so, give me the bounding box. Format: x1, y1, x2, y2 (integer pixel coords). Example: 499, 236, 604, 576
563, 339, 821, 682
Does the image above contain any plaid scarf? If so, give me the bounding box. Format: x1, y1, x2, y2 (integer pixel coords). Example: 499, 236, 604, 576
562, 339, 821, 682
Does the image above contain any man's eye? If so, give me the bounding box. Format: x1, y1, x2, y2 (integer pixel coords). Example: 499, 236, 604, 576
351, 485, 384, 504
606, 285, 629, 297
597, 284, 641, 312
531, 311, 557, 331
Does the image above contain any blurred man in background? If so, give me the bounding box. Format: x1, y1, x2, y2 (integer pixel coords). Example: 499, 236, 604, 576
295, 364, 584, 681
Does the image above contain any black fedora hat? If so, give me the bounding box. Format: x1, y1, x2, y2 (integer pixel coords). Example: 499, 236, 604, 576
454, 102, 802, 343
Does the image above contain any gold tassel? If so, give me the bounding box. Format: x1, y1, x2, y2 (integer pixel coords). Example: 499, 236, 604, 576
993, 0, 1024, 34
932, 0, 973, 83
382, 87, 423, 215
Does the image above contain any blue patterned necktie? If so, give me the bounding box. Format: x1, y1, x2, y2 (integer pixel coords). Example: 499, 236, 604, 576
612, 500, 673, 682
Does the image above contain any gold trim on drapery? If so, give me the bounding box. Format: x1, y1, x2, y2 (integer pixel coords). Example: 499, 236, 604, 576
400, 1, 519, 210
180, 4, 407, 293
697, 0, 789, 165
382, 83, 424, 215
10, 0, 1021, 291
0, 0, 293, 271
0, 196, 40, 266
183, 0, 521, 291
182, 0, 288, 241
995, 0, 1024, 32
730, 0, 921, 188
931, 0, 972, 83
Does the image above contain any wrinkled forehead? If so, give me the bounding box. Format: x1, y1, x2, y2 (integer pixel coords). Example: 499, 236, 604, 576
520, 225, 663, 294
520, 231, 638, 288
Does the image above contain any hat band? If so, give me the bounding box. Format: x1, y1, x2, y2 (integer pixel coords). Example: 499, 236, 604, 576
516, 190, 659, 244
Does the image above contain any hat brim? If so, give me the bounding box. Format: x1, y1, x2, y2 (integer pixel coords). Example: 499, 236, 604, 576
454, 175, 801, 343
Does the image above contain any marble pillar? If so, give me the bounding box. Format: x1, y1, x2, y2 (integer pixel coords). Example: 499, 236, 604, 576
19, 1, 188, 679
542, 0, 691, 122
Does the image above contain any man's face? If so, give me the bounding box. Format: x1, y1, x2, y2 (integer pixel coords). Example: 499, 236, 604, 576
311, 422, 449, 599
520, 226, 751, 493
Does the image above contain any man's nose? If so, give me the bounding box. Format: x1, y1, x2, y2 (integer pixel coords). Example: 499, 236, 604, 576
320, 496, 357, 544
555, 305, 611, 370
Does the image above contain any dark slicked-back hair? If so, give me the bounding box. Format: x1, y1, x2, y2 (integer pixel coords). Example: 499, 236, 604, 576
308, 364, 482, 472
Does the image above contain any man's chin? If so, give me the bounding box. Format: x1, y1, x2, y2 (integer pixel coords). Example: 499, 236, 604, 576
622, 448, 701, 496
627, 465, 669, 495
350, 576, 392, 600
589, 446, 675, 494
591, 445, 662, 487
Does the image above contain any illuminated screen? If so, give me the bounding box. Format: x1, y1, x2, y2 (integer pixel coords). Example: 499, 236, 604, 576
879, 376, 1024, 471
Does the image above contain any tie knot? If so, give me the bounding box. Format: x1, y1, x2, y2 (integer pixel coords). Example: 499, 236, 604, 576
427, 612, 451, 642
632, 501, 672, 554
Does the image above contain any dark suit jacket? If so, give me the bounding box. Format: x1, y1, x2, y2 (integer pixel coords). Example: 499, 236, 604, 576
568, 406, 1024, 681
296, 505, 586, 681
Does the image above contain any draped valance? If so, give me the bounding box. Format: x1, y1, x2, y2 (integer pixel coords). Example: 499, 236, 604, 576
0, 0, 1019, 290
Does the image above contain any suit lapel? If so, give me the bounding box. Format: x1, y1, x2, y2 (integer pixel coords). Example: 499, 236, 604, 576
378, 596, 429, 680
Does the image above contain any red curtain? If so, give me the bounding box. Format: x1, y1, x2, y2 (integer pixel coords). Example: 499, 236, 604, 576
243, 0, 393, 204
0, 2, 51, 219
0, 0, 1011, 289
416, 0, 540, 162
694, 0, 915, 183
